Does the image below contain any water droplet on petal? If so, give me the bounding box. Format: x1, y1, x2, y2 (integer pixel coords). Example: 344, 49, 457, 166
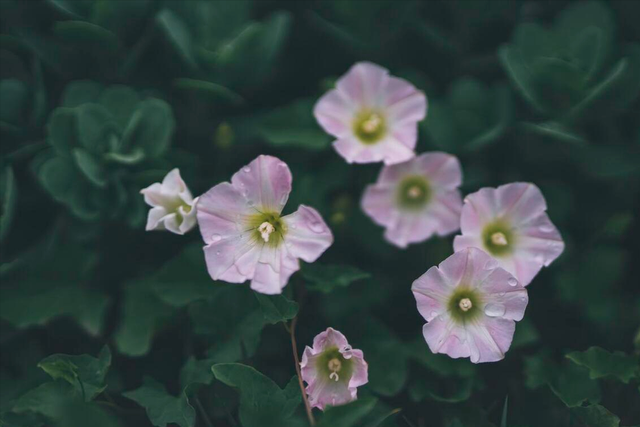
211, 234, 222, 242
520, 296, 527, 302
484, 303, 506, 317
507, 278, 518, 287
247, 199, 255, 207
430, 311, 438, 318
239, 182, 245, 187
484, 259, 499, 270
499, 292, 506, 297
243, 167, 251, 173
279, 194, 288, 206
278, 162, 287, 168
535, 253, 545, 263
539, 224, 554, 232
291, 223, 297, 229
216, 251, 221, 256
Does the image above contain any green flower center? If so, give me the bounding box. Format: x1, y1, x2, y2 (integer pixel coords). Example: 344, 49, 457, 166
447, 287, 482, 324
316, 347, 353, 383
247, 211, 286, 247
482, 221, 515, 256
397, 176, 431, 210
353, 110, 386, 144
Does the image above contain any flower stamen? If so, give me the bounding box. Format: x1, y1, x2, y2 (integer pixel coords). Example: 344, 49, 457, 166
328, 358, 342, 382
407, 185, 423, 199
459, 298, 473, 312
258, 222, 275, 242
491, 232, 508, 246
361, 113, 382, 134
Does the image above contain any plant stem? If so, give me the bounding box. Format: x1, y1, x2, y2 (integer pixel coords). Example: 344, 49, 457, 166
290, 315, 315, 426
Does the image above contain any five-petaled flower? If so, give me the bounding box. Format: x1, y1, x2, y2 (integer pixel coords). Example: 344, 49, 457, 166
301, 327, 368, 410
140, 168, 198, 235
196, 155, 333, 294
314, 62, 427, 165
361, 152, 463, 248
453, 183, 564, 286
412, 247, 529, 363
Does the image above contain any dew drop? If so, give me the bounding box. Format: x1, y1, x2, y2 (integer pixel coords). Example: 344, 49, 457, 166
278, 162, 287, 168
239, 182, 245, 187
539, 224, 554, 232
247, 199, 255, 207
291, 224, 297, 229
279, 194, 288, 206
215, 251, 221, 256
430, 311, 438, 318
507, 277, 518, 287
211, 234, 222, 242
243, 167, 251, 173
484, 303, 506, 317
534, 253, 545, 263
520, 296, 527, 302
499, 292, 506, 297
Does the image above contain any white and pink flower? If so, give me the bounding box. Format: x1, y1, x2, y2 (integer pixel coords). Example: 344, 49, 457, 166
412, 247, 528, 363
196, 155, 333, 294
140, 168, 198, 235
453, 183, 564, 286
314, 62, 427, 165
301, 328, 368, 410
361, 152, 463, 248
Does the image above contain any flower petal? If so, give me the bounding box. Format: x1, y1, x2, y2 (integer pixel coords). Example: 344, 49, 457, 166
251, 251, 299, 295
466, 317, 515, 363
412, 265, 452, 321
145, 206, 168, 231
313, 90, 354, 138
422, 314, 470, 359
197, 182, 253, 245
312, 327, 349, 352
336, 62, 389, 107
231, 155, 292, 213
476, 267, 528, 321
282, 205, 333, 263
203, 233, 257, 283
415, 152, 462, 190
361, 184, 396, 227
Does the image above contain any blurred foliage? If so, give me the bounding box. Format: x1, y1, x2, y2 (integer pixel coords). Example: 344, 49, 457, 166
1, 1, 639, 427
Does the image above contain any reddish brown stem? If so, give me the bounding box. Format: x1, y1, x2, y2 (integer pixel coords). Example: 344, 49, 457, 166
290, 316, 315, 426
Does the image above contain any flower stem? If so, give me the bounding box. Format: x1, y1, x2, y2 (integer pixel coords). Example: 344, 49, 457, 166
290, 315, 315, 426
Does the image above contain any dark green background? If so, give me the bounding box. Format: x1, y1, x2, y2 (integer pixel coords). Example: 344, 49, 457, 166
1, 1, 639, 426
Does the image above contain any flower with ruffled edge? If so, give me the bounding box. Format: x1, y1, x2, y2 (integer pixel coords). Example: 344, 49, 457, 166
196, 155, 333, 294
361, 152, 463, 248
314, 62, 427, 165
453, 182, 564, 286
140, 168, 198, 235
412, 247, 528, 363
300, 328, 368, 410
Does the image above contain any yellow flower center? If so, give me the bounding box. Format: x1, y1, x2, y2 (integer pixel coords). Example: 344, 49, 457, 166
491, 232, 508, 246
458, 298, 473, 311
328, 358, 342, 381
353, 110, 386, 144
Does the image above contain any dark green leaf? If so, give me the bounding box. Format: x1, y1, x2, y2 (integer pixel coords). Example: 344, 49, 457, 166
53, 21, 119, 53
123, 377, 195, 427
255, 293, 298, 324
174, 78, 244, 105
38, 346, 111, 401
0, 167, 17, 242
570, 404, 620, 427
72, 148, 107, 188
302, 264, 371, 293
211, 363, 300, 427
121, 98, 175, 158
566, 347, 639, 383
317, 397, 377, 427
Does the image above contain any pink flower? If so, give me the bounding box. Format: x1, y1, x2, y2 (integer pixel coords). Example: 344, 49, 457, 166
412, 248, 528, 363
361, 152, 463, 248
314, 62, 427, 165
140, 168, 198, 235
301, 328, 368, 410
453, 183, 564, 286
196, 155, 333, 294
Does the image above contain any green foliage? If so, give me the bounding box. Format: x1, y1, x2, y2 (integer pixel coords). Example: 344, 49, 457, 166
302, 263, 371, 293
123, 377, 195, 427
211, 363, 301, 427
38, 346, 111, 401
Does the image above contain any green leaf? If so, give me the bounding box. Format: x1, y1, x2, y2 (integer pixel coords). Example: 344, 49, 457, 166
570, 404, 620, 427
566, 347, 639, 383
113, 281, 174, 357
255, 293, 298, 324
211, 363, 300, 427
521, 121, 587, 146
0, 79, 28, 125
501, 396, 508, 427
156, 9, 197, 70
317, 397, 377, 427
121, 98, 175, 158
190, 286, 266, 363
179, 357, 215, 390
12, 380, 78, 419
498, 45, 545, 113
61, 81, 103, 108
123, 377, 195, 427
72, 148, 107, 188
47, 108, 78, 154
174, 78, 244, 105
302, 264, 371, 293
53, 21, 119, 54
38, 346, 111, 402
0, 167, 17, 242
97, 85, 141, 129
76, 103, 114, 153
